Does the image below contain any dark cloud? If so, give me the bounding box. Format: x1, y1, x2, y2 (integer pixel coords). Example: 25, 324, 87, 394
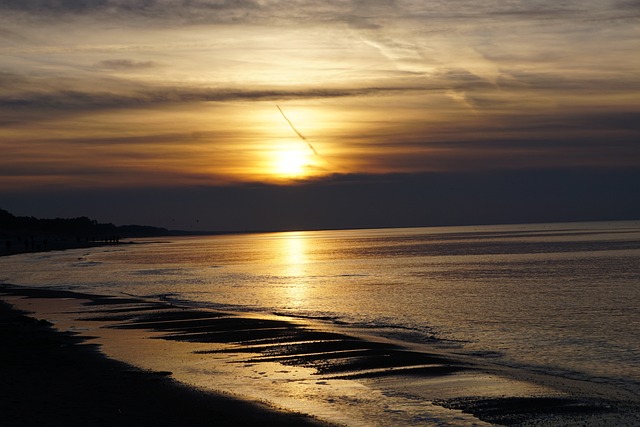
0, 0, 613, 26
527, 111, 640, 132
0, 83, 438, 113
11, 63, 640, 120
0, 0, 267, 28
0, 26, 30, 42
0, 0, 277, 23
488, 4, 584, 19
3, 168, 639, 231
0, 155, 231, 188
452, 111, 640, 135
497, 71, 640, 92
0, 0, 222, 15
0, 163, 109, 178
96, 59, 158, 70
0, 71, 27, 86
617, 0, 640, 10
0, 0, 111, 13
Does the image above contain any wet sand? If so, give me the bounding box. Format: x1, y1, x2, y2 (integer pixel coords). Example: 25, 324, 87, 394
2, 284, 639, 426
0, 293, 332, 426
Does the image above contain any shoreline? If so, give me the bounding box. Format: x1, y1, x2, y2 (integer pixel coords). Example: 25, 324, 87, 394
2, 284, 639, 426
0, 239, 131, 258
0, 294, 334, 427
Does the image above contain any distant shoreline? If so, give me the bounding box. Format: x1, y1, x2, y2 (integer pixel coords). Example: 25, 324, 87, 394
0, 231, 247, 258
0, 238, 133, 258
1, 207, 191, 258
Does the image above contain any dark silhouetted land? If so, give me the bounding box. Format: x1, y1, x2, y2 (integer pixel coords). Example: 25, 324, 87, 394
0, 208, 176, 256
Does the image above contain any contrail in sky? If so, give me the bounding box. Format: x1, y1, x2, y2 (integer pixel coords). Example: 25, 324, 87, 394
276, 105, 320, 156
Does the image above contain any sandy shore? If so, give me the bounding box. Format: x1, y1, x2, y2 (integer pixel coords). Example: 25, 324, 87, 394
0, 295, 333, 427
2, 284, 639, 426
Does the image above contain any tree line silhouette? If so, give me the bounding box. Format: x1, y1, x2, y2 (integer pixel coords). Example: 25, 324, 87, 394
1, 208, 172, 255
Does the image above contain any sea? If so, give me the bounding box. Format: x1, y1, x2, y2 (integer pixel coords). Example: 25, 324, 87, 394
2, 221, 640, 425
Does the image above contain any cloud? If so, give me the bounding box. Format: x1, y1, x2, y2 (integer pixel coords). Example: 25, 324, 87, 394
0, 0, 256, 30
14, 61, 625, 120
0, 78, 441, 114
617, 0, 640, 9
3, 168, 640, 231
2, 0, 638, 198
0, 1, 617, 27
0, 71, 27, 86
0, 0, 297, 24
96, 59, 158, 70
0, 0, 111, 14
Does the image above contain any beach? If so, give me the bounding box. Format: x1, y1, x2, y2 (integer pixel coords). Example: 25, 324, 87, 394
0, 293, 333, 427
2, 283, 639, 426
1, 223, 640, 425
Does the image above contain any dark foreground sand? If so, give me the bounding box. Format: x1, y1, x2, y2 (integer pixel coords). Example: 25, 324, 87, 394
0, 299, 333, 427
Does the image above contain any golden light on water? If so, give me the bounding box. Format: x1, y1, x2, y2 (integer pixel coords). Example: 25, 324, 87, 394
280, 233, 309, 309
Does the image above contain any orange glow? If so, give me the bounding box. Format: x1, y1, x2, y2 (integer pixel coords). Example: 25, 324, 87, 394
271, 147, 311, 178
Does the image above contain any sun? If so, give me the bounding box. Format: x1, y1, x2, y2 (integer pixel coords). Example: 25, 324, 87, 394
273, 148, 310, 178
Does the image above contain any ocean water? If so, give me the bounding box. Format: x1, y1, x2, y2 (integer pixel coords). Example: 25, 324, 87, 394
2, 221, 640, 424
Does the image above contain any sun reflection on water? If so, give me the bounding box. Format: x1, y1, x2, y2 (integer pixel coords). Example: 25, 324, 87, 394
279, 232, 309, 309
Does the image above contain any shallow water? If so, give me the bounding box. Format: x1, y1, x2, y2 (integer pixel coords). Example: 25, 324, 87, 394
2, 221, 640, 424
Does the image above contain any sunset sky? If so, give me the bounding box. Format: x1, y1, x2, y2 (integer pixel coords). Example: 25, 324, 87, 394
1, 1, 639, 230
